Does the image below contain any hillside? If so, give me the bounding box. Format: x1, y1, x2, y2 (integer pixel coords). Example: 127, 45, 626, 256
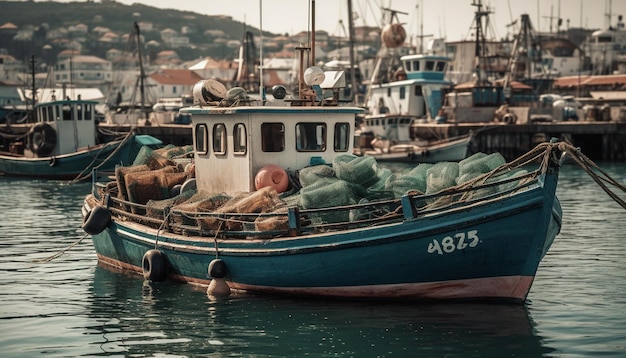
0, 0, 278, 62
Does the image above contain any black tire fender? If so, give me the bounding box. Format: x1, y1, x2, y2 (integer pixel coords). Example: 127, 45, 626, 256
82, 205, 112, 235
29, 123, 57, 157
142, 249, 167, 282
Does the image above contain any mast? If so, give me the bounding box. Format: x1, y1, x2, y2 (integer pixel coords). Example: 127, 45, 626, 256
133, 21, 147, 122
471, 0, 491, 83
347, 0, 357, 104
311, 0, 316, 65
30, 55, 37, 122
259, 2, 264, 100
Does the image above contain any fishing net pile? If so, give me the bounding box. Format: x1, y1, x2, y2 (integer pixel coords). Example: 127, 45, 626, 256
116, 145, 195, 213
113, 145, 531, 231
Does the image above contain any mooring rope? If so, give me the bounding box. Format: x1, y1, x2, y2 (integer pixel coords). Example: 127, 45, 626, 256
556, 142, 626, 209
154, 207, 174, 249
69, 129, 136, 184
31, 233, 90, 263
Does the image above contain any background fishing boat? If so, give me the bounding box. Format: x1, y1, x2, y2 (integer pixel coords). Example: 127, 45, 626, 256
355, 8, 469, 162
0, 97, 162, 180
356, 130, 471, 163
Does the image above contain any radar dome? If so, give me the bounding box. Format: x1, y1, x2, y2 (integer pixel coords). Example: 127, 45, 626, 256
304, 66, 325, 86
193, 79, 227, 105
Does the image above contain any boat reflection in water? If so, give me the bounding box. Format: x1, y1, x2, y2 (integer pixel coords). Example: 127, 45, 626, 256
89, 264, 554, 356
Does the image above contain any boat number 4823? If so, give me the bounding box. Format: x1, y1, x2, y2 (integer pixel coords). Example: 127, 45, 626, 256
427, 230, 480, 255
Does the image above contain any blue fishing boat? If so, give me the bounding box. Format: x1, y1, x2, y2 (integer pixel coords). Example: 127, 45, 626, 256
80, 45, 577, 301
0, 98, 162, 180
356, 14, 471, 162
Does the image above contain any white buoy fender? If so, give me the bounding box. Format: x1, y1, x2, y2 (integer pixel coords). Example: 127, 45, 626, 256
207, 278, 231, 297
82, 205, 112, 235
255, 165, 289, 193
142, 249, 167, 282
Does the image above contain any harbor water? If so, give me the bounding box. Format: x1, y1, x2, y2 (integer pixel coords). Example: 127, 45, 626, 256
0, 163, 625, 357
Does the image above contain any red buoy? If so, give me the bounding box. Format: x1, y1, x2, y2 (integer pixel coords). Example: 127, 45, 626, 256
255, 165, 289, 193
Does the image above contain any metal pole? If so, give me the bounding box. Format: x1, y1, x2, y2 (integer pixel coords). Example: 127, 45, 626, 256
348, 0, 357, 104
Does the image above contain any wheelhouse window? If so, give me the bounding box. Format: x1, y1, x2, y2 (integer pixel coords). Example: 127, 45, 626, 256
261, 122, 285, 152
212, 123, 227, 155
62, 104, 72, 120
296, 122, 326, 151
334, 122, 350, 152
84, 104, 92, 120
233, 123, 247, 155
425, 61, 435, 71
404, 60, 411, 72
399, 87, 406, 99
42, 106, 54, 122
436, 61, 446, 72
195, 123, 209, 155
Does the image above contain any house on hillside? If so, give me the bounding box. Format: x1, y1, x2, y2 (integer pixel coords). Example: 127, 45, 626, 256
98, 32, 120, 44
0, 22, 18, 38
188, 57, 237, 83
159, 28, 190, 48
0, 53, 24, 83
147, 68, 203, 99
54, 55, 112, 88
154, 50, 181, 67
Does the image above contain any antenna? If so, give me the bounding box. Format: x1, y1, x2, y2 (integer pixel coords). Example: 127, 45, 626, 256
259, 0, 265, 100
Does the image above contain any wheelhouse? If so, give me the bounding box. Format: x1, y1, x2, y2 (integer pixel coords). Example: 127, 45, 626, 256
182, 106, 362, 193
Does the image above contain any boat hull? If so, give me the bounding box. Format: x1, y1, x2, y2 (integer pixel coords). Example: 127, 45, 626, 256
361, 135, 471, 163
88, 171, 561, 302
0, 135, 145, 180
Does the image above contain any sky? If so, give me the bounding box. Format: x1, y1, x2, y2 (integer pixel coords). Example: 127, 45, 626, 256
31, 0, 626, 41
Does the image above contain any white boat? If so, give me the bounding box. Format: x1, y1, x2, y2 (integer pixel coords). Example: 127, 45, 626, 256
357, 52, 469, 162
355, 10, 467, 162
357, 133, 471, 163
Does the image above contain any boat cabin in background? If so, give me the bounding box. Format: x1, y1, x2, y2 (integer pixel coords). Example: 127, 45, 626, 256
24, 99, 99, 158
362, 54, 453, 142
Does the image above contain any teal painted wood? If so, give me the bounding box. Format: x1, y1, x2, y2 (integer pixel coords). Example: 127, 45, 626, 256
0, 134, 150, 180
89, 169, 562, 301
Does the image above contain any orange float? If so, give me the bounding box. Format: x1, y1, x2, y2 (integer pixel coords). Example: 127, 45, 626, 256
381, 23, 406, 48
255, 165, 289, 193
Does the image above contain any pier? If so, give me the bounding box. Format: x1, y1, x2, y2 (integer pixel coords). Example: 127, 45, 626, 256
411, 121, 626, 162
